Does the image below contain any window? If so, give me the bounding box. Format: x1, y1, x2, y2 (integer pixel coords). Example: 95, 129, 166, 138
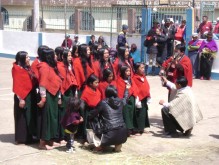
70, 12, 94, 31
25, 16, 45, 31
81, 11, 94, 31
69, 14, 75, 29
1, 7, 9, 25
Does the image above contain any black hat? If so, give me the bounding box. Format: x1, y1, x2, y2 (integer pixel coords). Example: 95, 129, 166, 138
165, 19, 171, 23
122, 24, 128, 30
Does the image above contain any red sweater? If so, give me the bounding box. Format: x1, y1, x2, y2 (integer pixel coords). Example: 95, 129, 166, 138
81, 85, 101, 107
57, 62, 78, 94
12, 63, 33, 100
37, 62, 62, 96
133, 74, 150, 101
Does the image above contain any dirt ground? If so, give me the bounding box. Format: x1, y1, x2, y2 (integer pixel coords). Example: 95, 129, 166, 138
0, 57, 219, 165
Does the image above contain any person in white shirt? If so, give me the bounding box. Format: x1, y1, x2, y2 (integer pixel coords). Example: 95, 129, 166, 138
159, 76, 203, 138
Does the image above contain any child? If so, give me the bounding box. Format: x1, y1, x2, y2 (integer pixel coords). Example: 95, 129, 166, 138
133, 62, 151, 134
98, 68, 117, 99
61, 97, 83, 153
80, 74, 101, 141
116, 66, 139, 136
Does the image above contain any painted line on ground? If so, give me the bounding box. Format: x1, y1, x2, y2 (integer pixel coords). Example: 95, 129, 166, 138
0, 93, 13, 96
0, 88, 11, 90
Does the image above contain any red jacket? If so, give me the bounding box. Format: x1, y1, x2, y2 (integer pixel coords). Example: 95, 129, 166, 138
132, 74, 150, 101
12, 63, 34, 100
92, 60, 116, 80
198, 21, 213, 35
213, 23, 219, 34
116, 76, 138, 99
72, 58, 94, 90
31, 58, 40, 80
113, 58, 134, 77
57, 62, 78, 94
81, 85, 101, 107
162, 55, 193, 87
98, 80, 117, 99
37, 62, 62, 96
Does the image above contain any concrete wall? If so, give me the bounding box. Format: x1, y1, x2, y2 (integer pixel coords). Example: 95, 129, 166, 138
0, 30, 218, 79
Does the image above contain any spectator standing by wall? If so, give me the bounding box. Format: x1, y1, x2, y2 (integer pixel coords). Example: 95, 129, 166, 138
61, 34, 73, 49
188, 33, 203, 78
197, 16, 213, 39
213, 17, 219, 38
117, 24, 129, 49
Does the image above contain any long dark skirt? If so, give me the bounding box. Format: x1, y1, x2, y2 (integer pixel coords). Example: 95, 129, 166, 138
57, 88, 75, 141
134, 98, 150, 132
101, 127, 128, 146
38, 91, 59, 141
14, 91, 37, 143
200, 54, 214, 79
188, 51, 199, 77
75, 104, 90, 140
123, 96, 135, 130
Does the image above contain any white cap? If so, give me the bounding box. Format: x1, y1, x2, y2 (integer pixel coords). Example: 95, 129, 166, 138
192, 33, 198, 37
169, 18, 174, 23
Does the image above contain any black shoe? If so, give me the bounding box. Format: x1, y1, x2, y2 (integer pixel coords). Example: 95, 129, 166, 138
183, 128, 193, 137
164, 132, 179, 138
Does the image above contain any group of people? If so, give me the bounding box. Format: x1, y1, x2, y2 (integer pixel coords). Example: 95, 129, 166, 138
12, 37, 151, 153
144, 18, 187, 75
144, 16, 218, 80
12, 19, 216, 153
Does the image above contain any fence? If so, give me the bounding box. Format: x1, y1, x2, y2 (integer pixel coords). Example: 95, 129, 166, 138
0, 5, 142, 34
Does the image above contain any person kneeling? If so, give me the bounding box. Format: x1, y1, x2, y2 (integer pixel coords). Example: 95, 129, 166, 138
159, 76, 203, 138
88, 85, 129, 152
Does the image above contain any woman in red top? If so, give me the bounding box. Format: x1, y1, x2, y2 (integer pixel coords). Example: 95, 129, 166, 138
37, 48, 62, 150
133, 62, 151, 134
113, 46, 134, 77
55, 46, 64, 62
116, 66, 138, 136
80, 74, 101, 141
98, 68, 117, 99
93, 48, 116, 80
72, 44, 94, 91
57, 49, 78, 143
12, 51, 37, 144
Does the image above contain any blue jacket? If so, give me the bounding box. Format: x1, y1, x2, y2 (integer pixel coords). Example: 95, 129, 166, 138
117, 31, 127, 47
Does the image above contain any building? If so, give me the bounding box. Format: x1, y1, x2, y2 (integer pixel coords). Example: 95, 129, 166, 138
0, 0, 218, 33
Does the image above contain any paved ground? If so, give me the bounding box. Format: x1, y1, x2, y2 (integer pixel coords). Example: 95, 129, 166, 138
0, 57, 219, 165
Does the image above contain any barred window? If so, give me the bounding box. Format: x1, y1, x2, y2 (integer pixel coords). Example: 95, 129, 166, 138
69, 12, 94, 31
1, 7, 9, 25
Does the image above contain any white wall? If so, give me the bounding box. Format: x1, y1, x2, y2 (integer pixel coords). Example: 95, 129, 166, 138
1, 31, 39, 56
0, 30, 218, 74
212, 40, 219, 72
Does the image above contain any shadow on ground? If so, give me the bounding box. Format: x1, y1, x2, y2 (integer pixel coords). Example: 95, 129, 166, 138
0, 134, 14, 143
209, 134, 219, 139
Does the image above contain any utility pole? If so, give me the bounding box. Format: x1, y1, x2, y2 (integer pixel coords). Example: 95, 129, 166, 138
41, 0, 44, 31
33, 0, 40, 32
64, 0, 67, 48
90, 0, 92, 32
0, 0, 3, 30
